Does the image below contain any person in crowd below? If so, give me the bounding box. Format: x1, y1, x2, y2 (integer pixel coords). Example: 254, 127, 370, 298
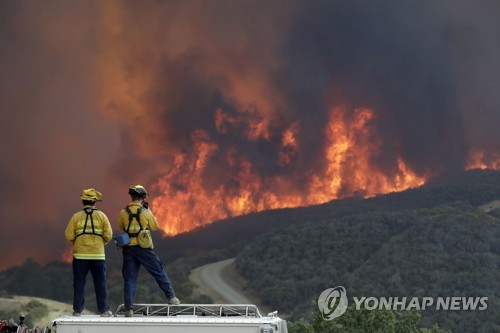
65, 188, 113, 317
117, 185, 180, 317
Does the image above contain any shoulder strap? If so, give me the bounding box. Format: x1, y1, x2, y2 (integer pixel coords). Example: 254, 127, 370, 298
125, 206, 145, 234
76, 208, 101, 238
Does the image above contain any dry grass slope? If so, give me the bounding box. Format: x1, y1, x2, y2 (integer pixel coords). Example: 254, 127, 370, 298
0, 296, 73, 329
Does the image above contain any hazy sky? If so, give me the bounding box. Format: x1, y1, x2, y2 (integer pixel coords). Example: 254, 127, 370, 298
0, 0, 499, 269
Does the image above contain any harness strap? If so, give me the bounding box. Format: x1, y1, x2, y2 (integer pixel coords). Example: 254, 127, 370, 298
76, 208, 102, 238
125, 206, 144, 237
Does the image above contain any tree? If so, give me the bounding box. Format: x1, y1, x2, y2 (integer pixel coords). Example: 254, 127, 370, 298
288, 304, 450, 333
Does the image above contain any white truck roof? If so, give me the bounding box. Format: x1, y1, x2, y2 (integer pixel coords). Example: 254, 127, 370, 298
52, 304, 288, 333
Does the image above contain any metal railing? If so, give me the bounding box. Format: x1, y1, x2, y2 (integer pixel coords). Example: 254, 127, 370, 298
115, 304, 262, 318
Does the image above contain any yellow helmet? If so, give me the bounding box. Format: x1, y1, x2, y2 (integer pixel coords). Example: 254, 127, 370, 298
128, 185, 148, 198
80, 188, 102, 202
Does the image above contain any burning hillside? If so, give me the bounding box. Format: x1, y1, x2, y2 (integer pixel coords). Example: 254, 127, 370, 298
149, 104, 498, 235
151, 106, 429, 235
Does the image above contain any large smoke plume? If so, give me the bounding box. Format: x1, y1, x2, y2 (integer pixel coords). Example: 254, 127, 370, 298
0, 0, 499, 269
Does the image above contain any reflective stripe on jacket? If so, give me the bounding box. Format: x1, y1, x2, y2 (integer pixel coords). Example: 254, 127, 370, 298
65, 205, 113, 260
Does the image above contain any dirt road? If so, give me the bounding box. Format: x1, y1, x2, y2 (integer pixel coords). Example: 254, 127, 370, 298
190, 258, 272, 314
191, 258, 252, 304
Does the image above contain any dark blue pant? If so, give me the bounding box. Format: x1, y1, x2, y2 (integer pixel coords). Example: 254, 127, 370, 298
72, 259, 109, 313
122, 246, 175, 309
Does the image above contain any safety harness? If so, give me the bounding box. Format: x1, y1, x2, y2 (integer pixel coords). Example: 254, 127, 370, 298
125, 206, 145, 237
76, 208, 103, 238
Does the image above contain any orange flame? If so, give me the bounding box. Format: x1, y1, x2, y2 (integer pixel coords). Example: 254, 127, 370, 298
152, 106, 426, 235
61, 245, 73, 264
466, 149, 500, 170
311, 107, 425, 200
279, 122, 300, 166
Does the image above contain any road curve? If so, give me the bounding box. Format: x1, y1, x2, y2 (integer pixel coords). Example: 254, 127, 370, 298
197, 258, 253, 304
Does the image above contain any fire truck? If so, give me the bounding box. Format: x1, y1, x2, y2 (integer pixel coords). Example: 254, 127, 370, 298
50, 304, 288, 333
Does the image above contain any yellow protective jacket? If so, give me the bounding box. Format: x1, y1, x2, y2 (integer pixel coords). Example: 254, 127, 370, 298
117, 201, 158, 247
65, 205, 113, 260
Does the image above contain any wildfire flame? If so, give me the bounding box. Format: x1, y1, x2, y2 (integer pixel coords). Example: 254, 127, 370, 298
466, 149, 500, 170
152, 106, 427, 235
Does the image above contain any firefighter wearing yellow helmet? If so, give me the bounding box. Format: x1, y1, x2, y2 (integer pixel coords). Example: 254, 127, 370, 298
117, 185, 180, 317
64, 188, 113, 317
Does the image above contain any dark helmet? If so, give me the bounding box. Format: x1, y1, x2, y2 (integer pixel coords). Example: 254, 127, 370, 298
128, 185, 148, 198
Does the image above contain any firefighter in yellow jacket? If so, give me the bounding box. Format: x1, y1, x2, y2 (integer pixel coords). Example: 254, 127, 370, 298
65, 188, 113, 316
118, 185, 179, 317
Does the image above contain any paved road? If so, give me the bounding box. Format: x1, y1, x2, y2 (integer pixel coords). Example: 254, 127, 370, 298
197, 258, 253, 304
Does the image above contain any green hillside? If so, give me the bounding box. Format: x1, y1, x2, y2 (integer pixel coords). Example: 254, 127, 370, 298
234, 171, 500, 333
